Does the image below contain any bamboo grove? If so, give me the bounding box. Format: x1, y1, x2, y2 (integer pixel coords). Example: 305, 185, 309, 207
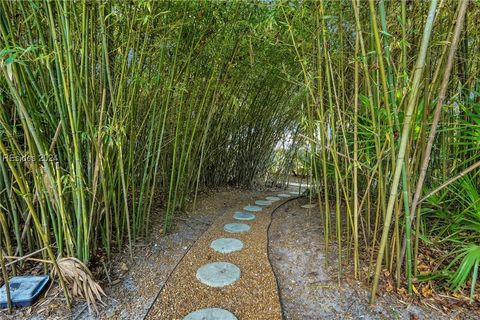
1, 0, 480, 304
0, 1, 300, 265
285, 0, 480, 302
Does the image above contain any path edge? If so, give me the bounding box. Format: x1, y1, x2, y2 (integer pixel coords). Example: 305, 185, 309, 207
267, 196, 302, 320
142, 216, 217, 319
143, 194, 302, 320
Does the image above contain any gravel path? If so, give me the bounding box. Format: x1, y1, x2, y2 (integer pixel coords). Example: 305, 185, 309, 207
145, 193, 288, 319
7, 187, 473, 320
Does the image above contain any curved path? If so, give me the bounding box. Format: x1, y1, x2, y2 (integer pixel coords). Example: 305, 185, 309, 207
145, 193, 296, 319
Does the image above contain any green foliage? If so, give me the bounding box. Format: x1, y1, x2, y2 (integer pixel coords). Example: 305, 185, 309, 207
1, 0, 480, 305
0, 0, 301, 263
422, 175, 480, 299
448, 245, 480, 294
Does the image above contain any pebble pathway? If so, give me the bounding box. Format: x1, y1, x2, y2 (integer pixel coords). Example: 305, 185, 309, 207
187, 197, 270, 318
146, 194, 289, 319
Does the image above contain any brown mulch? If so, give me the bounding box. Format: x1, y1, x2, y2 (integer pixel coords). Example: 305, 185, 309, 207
145, 195, 285, 320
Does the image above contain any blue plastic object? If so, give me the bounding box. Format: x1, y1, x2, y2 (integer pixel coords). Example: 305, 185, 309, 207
0, 275, 50, 308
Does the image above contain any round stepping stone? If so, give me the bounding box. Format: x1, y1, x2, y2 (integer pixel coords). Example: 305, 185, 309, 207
277, 193, 291, 198
184, 308, 238, 320
255, 200, 272, 206
196, 262, 241, 287
301, 204, 316, 209
224, 223, 251, 233
233, 212, 256, 221
265, 196, 281, 202
243, 205, 262, 212
210, 238, 244, 254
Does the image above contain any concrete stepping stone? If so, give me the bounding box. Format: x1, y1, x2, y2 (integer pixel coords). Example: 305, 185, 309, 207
183, 308, 238, 320
255, 200, 272, 206
243, 205, 262, 212
277, 193, 291, 198
196, 262, 241, 288
233, 212, 256, 221
289, 191, 301, 195
224, 223, 251, 233
210, 238, 244, 254
301, 204, 316, 209
265, 196, 281, 202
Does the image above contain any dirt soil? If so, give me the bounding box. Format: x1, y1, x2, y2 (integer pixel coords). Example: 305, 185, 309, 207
1, 187, 278, 320
2, 186, 479, 320
268, 197, 479, 320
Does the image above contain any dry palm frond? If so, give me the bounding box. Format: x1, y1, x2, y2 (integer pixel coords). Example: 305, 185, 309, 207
55, 257, 106, 313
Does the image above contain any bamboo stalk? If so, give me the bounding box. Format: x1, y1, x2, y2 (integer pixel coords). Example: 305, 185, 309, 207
370, 0, 438, 303
407, 0, 469, 247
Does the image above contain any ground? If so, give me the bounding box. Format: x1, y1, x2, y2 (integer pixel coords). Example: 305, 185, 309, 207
269, 198, 479, 320
1, 186, 479, 319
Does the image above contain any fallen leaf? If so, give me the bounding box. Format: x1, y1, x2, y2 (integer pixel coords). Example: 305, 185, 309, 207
421, 285, 433, 297
120, 262, 129, 272
397, 287, 407, 296
412, 284, 419, 295
383, 269, 391, 277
